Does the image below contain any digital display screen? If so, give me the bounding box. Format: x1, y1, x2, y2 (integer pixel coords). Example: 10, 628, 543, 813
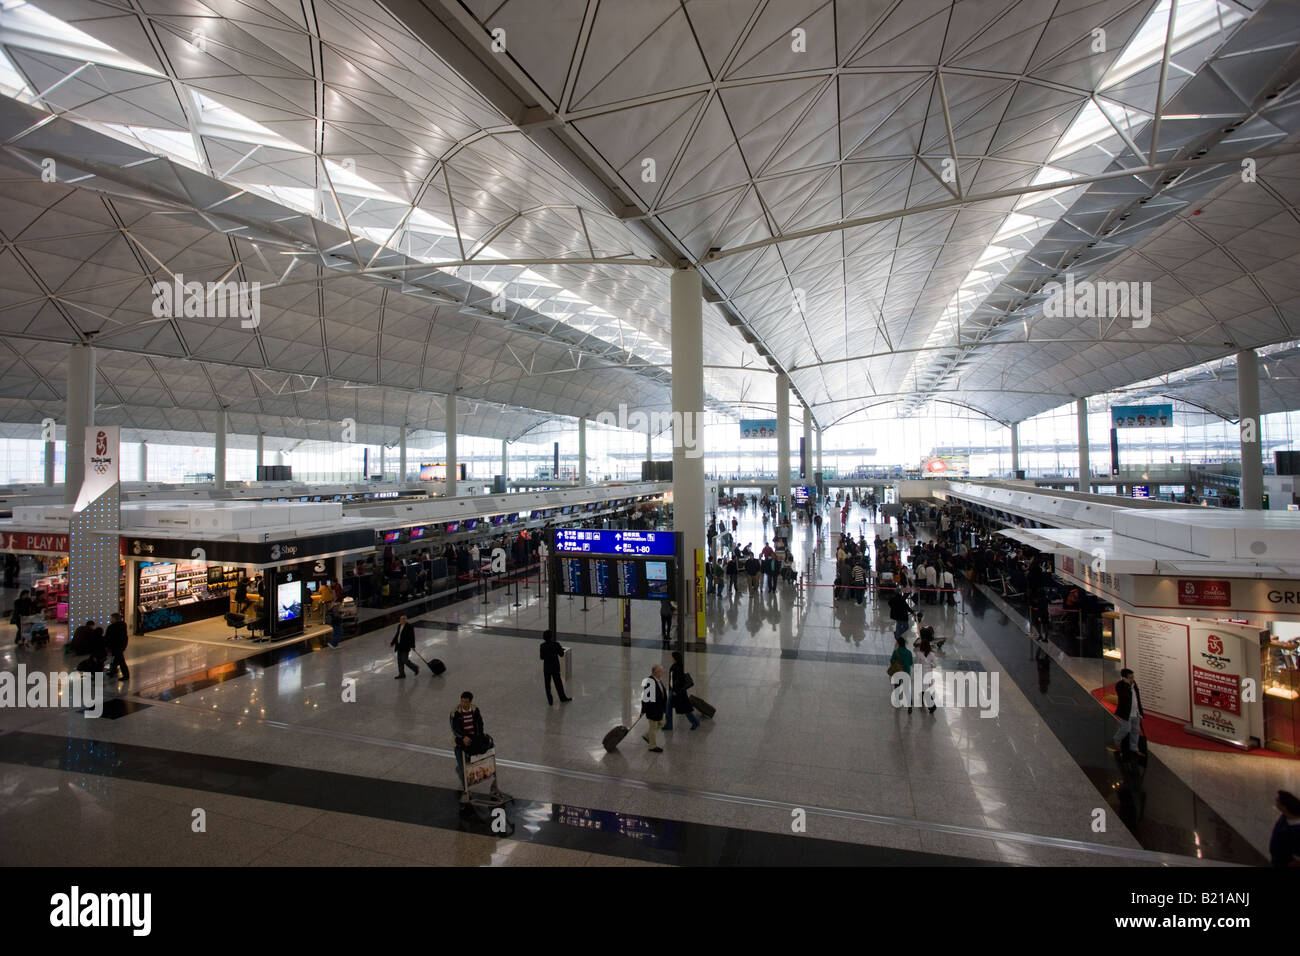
277, 580, 302, 622
490, 514, 505, 526
589, 559, 612, 596
444, 522, 458, 533
463, 519, 478, 531
561, 506, 573, 515
554, 529, 675, 556
794, 486, 809, 504
383, 530, 402, 543
530, 510, 543, 519
616, 561, 639, 598
409, 526, 425, 539
506, 513, 518, 523
306, 581, 319, 593
1131, 485, 1150, 499
561, 558, 583, 596
644, 561, 670, 599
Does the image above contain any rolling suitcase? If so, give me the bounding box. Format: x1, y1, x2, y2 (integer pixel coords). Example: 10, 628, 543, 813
602, 714, 642, 752
689, 695, 716, 719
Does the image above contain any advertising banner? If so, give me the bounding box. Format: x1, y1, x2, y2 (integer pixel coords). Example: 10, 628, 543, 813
1122, 614, 1191, 721
76, 425, 120, 511
1111, 404, 1173, 428
739, 419, 777, 439
920, 454, 970, 476
1188, 621, 1261, 747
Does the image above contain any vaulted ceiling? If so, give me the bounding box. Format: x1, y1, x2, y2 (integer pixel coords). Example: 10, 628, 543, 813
0, 0, 1299, 443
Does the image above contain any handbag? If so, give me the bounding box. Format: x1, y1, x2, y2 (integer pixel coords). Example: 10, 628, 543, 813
680, 672, 695, 691
887, 656, 902, 676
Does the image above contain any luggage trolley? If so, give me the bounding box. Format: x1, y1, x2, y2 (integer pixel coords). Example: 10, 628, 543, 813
458, 739, 513, 810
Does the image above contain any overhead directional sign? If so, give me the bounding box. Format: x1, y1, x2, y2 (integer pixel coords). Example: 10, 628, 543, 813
554, 529, 676, 556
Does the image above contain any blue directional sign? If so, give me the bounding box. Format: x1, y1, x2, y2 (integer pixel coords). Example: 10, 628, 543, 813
554, 529, 675, 556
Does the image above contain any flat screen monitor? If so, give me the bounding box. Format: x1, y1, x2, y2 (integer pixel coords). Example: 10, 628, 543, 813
444, 521, 459, 533
490, 514, 505, 526
305, 581, 319, 593
506, 513, 518, 523
645, 560, 670, 599
530, 510, 543, 520
383, 530, 402, 543
409, 526, 425, 540
277, 580, 302, 622
419, 463, 436, 481
561, 506, 573, 515
463, 518, 478, 531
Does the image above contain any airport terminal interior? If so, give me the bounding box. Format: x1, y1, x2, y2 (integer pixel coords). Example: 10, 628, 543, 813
3, 0, 1300, 871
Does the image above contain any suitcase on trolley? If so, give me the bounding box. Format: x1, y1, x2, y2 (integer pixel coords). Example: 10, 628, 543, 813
689, 695, 716, 719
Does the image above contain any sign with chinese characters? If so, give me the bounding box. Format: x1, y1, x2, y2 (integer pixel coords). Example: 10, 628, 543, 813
1188, 621, 1261, 748
553, 529, 675, 556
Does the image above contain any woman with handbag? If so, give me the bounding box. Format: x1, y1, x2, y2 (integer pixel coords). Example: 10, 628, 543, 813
666, 651, 700, 731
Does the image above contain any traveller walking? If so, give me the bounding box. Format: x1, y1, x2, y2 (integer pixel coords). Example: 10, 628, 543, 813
666, 651, 700, 731
660, 598, 675, 642
888, 589, 914, 640
326, 602, 343, 647
1109, 668, 1143, 755
450, 691, 487, 793
391, 614, 420, 679
913, 629, 938, 714
539, 629, 572, 705
641, 664, 667, 752
105, 612, 130, 681
889, 635, 914, 714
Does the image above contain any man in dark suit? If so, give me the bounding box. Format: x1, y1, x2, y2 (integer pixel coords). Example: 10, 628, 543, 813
1110, 668, 1144, 754
640, 664, 667, 753
391, 614, 419, 679
105, 612, 129, 680
539, 629, 571, 705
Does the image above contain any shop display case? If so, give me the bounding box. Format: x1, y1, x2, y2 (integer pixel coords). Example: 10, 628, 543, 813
1264, 635, 1299, 755
136, 561, 242, 633
1101, 610, 1121, 660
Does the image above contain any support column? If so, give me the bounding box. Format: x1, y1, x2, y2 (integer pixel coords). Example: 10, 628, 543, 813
1010, 422, 1020, 479
44, 439, 56, 486
816, 425, 823, 476
1238, 348, 1263, 510
671, 268, 706, 640
255, 431, 264, 478
646, 429, 653, 462
501, 439, 509, 481
445, 392, 458, 497
578, 415, 587, 486
776, 373, 790, 515
214, 406, 227, 490
379, 445, 386, 481
399, 424, 407, 482
63, 344, 95, 505
1076, 397, 1090, 494
138, 441, 147, 483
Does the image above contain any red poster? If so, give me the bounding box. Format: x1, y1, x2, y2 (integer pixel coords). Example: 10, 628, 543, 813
1177, 579, 1231, 607
1192, 664, 1240, 715
0, 531, 69, 553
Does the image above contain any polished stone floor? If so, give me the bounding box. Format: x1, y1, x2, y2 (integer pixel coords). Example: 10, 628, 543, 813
0, 502, 1284, 865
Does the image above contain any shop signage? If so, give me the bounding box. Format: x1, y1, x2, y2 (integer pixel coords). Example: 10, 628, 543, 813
1188, 622, 1259, 748
1178, 579, 1231, 608
0, 531, 69, 554
125, 528, 374, 566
